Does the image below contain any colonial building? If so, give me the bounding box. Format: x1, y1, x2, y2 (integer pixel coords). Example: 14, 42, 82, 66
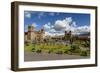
25, 25, 45, 43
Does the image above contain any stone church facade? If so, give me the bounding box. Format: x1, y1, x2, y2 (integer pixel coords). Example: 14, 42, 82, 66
25, 25, 45, 43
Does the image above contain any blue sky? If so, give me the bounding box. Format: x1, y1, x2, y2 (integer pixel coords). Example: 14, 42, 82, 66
24, 11, 90, 36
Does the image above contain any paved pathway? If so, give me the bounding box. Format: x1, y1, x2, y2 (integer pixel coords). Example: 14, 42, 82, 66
24, 52, 90, 61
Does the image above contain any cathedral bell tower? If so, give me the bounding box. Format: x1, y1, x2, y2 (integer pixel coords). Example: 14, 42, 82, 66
28, 25, 34, 32
27, 25, 34, 41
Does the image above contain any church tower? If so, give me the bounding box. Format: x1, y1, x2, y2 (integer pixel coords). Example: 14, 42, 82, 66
27, 25, 34, 41
28, 25, 34, 32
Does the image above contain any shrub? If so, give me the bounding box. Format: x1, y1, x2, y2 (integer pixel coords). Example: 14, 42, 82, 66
48, 49, 53, 54
64, 48, 69, 54
56, 50, 63, 54
25, 41, 29, 46
87, 49, 90, 56
81, 41, 90, 47
67, 51, 72, 55
64, 50, 69, 54
80, 50, 88, 56
36, 49, 42, 53
31, 48, 35, 52
71, 44, 80, 49
69, 44, 80, 53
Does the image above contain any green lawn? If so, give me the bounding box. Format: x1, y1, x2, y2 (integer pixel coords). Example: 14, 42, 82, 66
24, 43, 34, 52
25, 43, 70, 52
24, 41, 90, 56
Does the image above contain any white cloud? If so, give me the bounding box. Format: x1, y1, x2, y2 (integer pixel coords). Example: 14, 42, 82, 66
24, 23, 38, 32
65, 17, 72, 24
24, 25, 28, 32
54, 17, 73, 31
43, 22, 51, 30
45, 31, 64, 37
76, 25, 90, 33
25, 12, 31, 18
54, 20, 67, 31
49, 29, 56, 32
44, 17, 73, 36
32, 23, 38, 27
71, 21, 77, 27
71, 25, 90, 35
45, 32, 54, 37
43, 17, 90, 36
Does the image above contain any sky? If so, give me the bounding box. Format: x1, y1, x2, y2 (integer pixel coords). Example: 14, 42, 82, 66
24, 11, 90, 36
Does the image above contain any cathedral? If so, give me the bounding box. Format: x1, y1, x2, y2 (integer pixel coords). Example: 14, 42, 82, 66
25, 25, 45, 43
24, 24, 73, 43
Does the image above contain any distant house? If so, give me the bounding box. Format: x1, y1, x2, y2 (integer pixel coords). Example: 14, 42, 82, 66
77, 36, 90, 41
72, 33, 90, 42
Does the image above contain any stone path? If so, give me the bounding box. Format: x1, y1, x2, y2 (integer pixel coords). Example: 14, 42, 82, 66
24, 52, 90, 61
